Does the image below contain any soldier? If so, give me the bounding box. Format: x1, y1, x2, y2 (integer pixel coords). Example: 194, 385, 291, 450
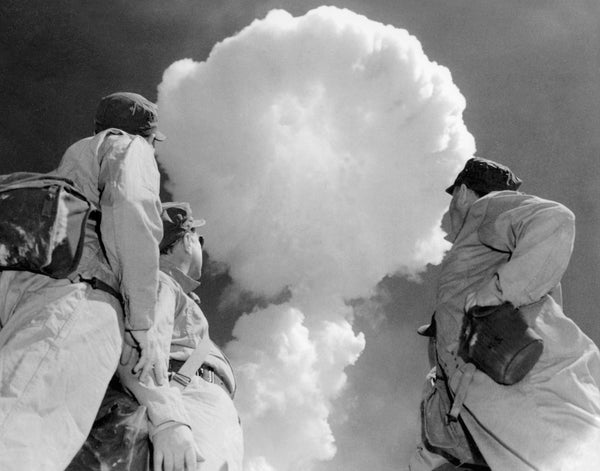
0, 92, 167, 470
118, 202, 243, 471
410, 157, 600, 470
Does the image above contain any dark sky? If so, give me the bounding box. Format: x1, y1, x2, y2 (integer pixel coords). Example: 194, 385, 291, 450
1, 1, 599, 469
2, 0, 597, 335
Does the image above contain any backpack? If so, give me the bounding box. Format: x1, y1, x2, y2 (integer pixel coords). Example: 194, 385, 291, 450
0, 172, 94, 278
66, 376, 149, 471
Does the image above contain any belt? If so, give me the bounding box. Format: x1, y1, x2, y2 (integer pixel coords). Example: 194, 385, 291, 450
169, 359, 232, 397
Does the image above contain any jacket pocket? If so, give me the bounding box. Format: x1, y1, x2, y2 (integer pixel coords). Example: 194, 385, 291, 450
421, 373, 486, 465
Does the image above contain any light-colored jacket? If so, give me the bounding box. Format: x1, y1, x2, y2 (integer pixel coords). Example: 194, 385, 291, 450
118, 259, 242, 470
54, 129, 162, 330
434, 190, 600, 470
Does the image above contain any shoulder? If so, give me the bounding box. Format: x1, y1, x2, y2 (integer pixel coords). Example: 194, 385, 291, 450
475, 191, 572, 219
476, 191, 574, 238
61, 135, 95, 158
158, 270, 181, 291
97, 128, 149, 152
157, 272, 186, 309
95, 130, 157, 178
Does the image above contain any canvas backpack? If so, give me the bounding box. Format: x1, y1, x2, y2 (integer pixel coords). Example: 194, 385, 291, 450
0, 172, 94, 278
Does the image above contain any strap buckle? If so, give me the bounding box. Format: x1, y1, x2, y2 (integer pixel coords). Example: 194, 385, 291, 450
200, 366, 215, 383
77, 276, 123, 304
171, 372, 192, 388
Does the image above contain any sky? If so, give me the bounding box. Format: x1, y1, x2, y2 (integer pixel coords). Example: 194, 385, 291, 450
1, 1, 599, 470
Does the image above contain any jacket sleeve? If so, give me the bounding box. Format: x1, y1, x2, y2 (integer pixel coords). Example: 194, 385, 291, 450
475, 194, 575, 307
117, 278, 192, 437
97, 133, 163, 331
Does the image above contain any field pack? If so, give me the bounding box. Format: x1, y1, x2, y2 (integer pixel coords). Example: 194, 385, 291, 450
0, 172, 93, 278
460, 302, 543, 385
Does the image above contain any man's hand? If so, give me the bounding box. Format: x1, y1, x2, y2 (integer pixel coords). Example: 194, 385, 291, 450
153, 424, 203, 471
129, 327, 168, 385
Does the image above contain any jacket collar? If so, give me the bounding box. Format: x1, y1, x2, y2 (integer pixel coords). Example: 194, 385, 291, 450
449, 192, 500, 244
159, 258, 201, 294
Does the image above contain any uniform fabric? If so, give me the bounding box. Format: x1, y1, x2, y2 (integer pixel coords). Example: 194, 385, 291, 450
412, 191, 600, 471
0, 272, 122, 470
0, 129, 162, 470
118, 259, 243, 471
55, 129, 163, 330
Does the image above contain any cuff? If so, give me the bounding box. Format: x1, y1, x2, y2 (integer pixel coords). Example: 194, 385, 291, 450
472, 274, 504, 307
149, 420, 191, 441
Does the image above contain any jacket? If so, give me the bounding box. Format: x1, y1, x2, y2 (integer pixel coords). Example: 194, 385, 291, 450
118, 258, 236, 434
434, 190, 600, 470
54, 129, 163, 330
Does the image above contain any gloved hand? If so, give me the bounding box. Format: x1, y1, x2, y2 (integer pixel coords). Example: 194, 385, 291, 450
127, 326, 168, 385
152, 424, 203, 471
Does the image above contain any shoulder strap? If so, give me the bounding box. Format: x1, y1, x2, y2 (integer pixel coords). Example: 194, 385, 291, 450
170, 334, 211, 391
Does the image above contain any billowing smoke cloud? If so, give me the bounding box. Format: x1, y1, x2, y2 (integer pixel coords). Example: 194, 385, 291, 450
157, 6, 474, 470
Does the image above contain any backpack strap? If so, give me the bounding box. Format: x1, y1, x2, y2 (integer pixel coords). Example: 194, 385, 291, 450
77, 276, 124, 304
447, 363, 476, 421
169, 334, 211, 391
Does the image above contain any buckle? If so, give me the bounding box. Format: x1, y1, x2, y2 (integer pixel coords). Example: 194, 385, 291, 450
445, 413, 458, 424
171, 372, 192, 388
200, 366, 215, 383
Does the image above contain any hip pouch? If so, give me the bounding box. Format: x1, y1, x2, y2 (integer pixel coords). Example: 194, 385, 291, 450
459, 302, 543, 385
0, 172, 93, 278
422, 372, 487, 466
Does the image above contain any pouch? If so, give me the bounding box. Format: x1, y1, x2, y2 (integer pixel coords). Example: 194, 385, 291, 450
421, 371, 486, 466
460, 302, 543, 385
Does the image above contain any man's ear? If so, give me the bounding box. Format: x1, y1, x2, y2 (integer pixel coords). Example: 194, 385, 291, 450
456, 183, 469, 205
182, 232, 194, 254
144, 133, 156, 147
458, 183, 479, 207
